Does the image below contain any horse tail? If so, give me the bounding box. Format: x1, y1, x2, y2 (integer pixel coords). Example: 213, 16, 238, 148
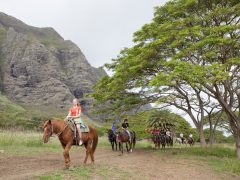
92, 127, 98, 154
132, 131, 136, 145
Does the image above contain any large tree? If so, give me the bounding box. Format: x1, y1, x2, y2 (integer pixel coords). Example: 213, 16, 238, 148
92, 0, 240, 156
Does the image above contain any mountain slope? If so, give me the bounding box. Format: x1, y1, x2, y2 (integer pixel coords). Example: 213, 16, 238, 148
0, 12, 106, 113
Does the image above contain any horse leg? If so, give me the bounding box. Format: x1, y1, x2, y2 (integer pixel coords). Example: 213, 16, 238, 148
63, 144, 72, 169
114, 141, 117, 151
121, 142, 123, 155
132, 139, 135, 151
129, 141, 132, 152
111, 141, 114, 151
126, 143, 129, 152
84, 140, 92, 164
90, 141, 95, 164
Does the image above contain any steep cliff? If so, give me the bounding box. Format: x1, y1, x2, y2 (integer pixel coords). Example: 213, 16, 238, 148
0, 12, 106, 112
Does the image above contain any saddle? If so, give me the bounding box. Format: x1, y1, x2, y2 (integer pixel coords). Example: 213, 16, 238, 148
67, 118, 89, 144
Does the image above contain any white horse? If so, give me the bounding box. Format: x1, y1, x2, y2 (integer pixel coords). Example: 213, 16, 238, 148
175, 137, 187, 145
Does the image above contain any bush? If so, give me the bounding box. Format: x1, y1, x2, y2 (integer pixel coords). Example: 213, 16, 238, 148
96, 127, 106, 137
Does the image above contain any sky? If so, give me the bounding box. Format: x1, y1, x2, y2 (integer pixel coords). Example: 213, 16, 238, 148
0, 0, 168, 68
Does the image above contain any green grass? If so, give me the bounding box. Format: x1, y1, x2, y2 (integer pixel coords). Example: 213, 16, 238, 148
0, 130, 61, 155
0, 95, 28, 128
162, 145, 236, 158
38, 172, 63, 180
37, 165, 129, 180
0, 131, 112, 155
154, 145, 240, 175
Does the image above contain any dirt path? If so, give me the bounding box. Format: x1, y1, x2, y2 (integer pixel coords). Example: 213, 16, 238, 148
0, 147, 238, 180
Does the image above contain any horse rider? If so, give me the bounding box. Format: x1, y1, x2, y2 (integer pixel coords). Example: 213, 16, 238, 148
111, 122, 117, 134
152, 126, 159, 136
122, 118, 131, 142
166, 128, 171, 139
65, 98, 84, 145
189, 133, 193, 140
180, 133, 184, 143
159, 127, 165, 135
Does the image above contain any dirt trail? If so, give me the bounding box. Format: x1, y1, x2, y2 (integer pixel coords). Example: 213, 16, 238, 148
0, 147, 238, 180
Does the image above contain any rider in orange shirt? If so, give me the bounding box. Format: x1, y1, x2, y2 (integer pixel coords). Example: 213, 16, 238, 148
65, 98, 83, 145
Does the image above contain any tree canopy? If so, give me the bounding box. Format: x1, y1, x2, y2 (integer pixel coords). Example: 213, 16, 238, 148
92, 0, 240, 155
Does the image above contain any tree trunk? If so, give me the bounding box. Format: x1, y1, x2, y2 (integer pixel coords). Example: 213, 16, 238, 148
208, 115, 214, 146
199, 127, 206, 147
236, 134, 240, 159
209, 133, 214, 146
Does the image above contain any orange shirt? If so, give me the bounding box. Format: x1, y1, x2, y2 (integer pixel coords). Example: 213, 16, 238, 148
70, 106, 81, 116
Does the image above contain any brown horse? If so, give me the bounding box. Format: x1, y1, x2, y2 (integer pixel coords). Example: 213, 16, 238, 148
116, 130, 136, 154
42, 119, 98, 168
152, 134, 160, 149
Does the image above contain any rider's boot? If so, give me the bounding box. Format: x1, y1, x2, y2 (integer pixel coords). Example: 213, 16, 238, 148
79, 133, 83, 146
79, 139, 83, 146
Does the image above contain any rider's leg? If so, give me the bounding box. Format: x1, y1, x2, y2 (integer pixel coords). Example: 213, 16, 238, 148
77, 124, 83, 145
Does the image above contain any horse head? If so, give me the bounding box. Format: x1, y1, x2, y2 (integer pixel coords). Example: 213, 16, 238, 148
42, 120, 53, 143
107, 129, 114, 141
107, 129, 113, 135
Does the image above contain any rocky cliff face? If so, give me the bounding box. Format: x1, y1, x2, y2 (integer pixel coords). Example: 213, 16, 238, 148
0, 12, 106, 111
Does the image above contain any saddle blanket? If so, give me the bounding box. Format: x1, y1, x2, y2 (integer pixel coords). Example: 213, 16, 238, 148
80, 124, 89, 133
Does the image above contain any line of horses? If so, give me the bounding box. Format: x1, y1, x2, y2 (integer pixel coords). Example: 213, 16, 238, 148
151, 133, 194, 149
42, 119, 194, 169
175, 137, 194, 146
107, 129, 136, 154
152, 132, 173, 149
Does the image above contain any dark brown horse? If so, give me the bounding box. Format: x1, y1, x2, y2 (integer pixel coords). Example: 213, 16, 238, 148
42, 119, 98, 168
152, 134, 160, 149
187, 137, 194, 146
116, 130, 136, 154
107, 129, 120, 151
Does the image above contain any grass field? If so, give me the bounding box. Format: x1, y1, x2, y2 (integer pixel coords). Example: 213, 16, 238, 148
0, 131, 240, 179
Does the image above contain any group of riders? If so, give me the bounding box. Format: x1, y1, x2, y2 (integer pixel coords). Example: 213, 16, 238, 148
149, 126, 194, 145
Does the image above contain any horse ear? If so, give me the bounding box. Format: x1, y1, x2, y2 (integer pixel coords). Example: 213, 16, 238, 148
48, 120, 51, 124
